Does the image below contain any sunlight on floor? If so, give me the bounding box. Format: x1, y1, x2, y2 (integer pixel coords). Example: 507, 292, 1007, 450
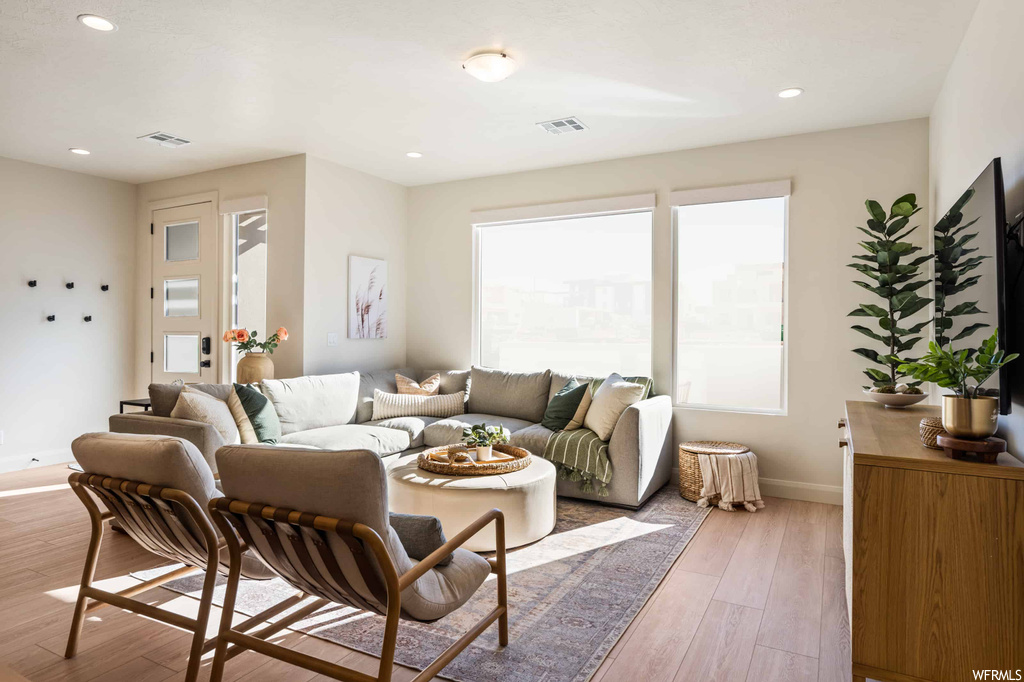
0, 483, 69, 498
46, 574, 140, 603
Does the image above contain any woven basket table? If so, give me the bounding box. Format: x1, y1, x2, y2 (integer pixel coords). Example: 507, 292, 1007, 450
678, 441, 765, 512
417, 443, 532, 476
679, 441, 748, 501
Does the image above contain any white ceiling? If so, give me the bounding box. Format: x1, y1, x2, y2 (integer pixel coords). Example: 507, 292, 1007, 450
0, 0, 980, 186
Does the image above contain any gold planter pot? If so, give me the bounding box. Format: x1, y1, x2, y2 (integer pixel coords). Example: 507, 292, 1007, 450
941, 395, 999, 439
236, 352, 275, 385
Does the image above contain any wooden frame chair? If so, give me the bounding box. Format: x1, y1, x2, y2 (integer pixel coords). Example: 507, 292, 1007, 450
207, 496, 508, 682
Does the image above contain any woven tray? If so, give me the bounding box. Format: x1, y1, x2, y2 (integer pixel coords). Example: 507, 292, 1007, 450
678, 441, 750, 502
417, 443, 532, 476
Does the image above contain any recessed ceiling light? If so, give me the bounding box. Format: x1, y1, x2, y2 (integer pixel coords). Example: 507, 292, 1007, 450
778, 88, 804, 99
406, 151, 423, 158
68, 148, 91, 155
77, 14, 117, 31
463, 52, 518, 83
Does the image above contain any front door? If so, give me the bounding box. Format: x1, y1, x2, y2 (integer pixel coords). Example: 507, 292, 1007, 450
151, 202, 219, 383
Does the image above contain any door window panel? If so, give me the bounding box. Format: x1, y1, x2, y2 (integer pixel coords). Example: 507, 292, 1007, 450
165, 221, 200, 262
163, 278, 200, 317
164, 333, 200, 373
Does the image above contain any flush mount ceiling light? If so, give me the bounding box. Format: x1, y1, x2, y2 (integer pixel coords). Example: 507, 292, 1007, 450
778, 87, 804, 98
77, 14, 117, 31
462, 52, 517, 82
68, 147, 91, 155
406, 151, 423, 158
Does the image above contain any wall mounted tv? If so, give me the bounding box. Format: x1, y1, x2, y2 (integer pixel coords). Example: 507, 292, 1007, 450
934, 158, 1011, 414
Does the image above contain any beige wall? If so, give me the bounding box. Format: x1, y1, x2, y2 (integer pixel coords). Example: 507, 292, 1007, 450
303, 156, 408, 375
930, 0, 1024, 456
0, 156, 136, 471
135, 155, 307, 389
407, 119, 931, 501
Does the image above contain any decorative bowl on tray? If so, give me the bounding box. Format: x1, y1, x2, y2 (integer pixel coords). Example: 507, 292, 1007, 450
863, 389, 929, 408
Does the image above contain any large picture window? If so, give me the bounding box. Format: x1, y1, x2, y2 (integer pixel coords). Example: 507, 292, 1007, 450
673, 189, 788, 413
475, 209, 652, 377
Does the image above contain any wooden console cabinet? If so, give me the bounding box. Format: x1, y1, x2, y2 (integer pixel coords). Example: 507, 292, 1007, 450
842, 401, 1024, 682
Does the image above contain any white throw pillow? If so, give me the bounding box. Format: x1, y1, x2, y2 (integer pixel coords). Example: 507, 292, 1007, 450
583, 373, 645, 441
372, 390, 465, 420
261, 372, 360, 435
171, 385, 241, 444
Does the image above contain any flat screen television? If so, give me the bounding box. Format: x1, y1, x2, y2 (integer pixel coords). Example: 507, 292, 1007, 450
935, 158, 1010, 414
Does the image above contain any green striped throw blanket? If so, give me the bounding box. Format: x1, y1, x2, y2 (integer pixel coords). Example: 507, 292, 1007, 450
542, 428, 612, 497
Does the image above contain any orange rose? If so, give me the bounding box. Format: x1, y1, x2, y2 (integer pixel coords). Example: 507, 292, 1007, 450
222, 330, 235, 343
276, 327, 289, 341
235, 329, 250, 343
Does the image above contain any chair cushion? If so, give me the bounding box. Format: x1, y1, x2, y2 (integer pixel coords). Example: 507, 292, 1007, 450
467, 366, 552, 423
279, 423, 411, 456
356, 367, 416, 423
399, 545, 490, 622
366, 416, 440, 448
389, 512, 452, 566
261, 372, 360, 434
508, 423, 556, 456
423, 414, 535, 448
149, 382, 232, 418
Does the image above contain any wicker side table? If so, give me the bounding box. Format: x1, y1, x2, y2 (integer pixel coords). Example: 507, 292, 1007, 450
679, 440, 764, 512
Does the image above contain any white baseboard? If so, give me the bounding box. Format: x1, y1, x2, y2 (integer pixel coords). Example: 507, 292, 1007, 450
0, 448, 74, 475
757, 477, 843, 505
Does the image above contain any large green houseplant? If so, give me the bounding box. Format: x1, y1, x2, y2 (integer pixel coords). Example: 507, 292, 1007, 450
933, 188, 989, 347
848, 194, 933, 391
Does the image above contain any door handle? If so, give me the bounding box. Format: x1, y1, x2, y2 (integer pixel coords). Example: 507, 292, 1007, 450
201, 336, 211, 355
200, 360, 211, 368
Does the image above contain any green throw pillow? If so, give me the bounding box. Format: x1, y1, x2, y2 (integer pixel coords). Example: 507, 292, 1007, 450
233, 383, 282, 444
541, 378, 590, 431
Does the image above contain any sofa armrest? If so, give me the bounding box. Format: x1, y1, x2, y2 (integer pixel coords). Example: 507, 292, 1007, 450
608, 395, 673, 503
108, 412, 226, 473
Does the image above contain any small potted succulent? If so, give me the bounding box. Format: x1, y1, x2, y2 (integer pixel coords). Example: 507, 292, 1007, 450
461, 423, 510, 462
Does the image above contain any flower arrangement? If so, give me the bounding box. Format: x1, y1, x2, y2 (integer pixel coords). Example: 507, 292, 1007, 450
223, 327, 289, 355
461, 424, 510, 447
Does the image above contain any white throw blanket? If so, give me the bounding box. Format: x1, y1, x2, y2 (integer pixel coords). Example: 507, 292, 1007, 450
697, 450, 765, 512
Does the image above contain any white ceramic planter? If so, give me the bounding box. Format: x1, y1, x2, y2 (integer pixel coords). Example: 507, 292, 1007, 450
475, 445, 494, 462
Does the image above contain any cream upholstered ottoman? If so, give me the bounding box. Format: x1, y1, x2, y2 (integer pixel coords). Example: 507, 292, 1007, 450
386, 453, 557, 552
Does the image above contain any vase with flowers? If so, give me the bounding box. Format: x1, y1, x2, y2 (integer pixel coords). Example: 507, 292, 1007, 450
224, 327, 289, 384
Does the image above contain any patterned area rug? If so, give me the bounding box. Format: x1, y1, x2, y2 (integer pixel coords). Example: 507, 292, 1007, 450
136, 487, 709, 682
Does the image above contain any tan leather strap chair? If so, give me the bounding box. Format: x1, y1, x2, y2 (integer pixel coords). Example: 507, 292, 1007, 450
208, 445, 509, 682
67, 433, 310, 682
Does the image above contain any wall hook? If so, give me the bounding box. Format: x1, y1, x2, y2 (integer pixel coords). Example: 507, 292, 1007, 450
46, 314, 56, 322
28, 280, 37, 287
84, 315, 92, 322
66, 282, 74, 289
100, 284, 109, 292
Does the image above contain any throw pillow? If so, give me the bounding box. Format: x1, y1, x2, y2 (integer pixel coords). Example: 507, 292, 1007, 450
171, 386, 240, 444
389, 512, 453, 566
226, 387, 259, 444
371, 390, 465, 420
233, 383, 282, 444
566, 385, 593, 430
590, 375, 653, 400
583, 373, 646, 441
541, 378, 591, 431
396, 372, 440, 396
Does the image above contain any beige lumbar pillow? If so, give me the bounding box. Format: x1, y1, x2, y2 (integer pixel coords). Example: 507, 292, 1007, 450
396, 373, 440, 396
372, 389, 464, 420
583, 373, 645, 441
171, 385, 241, 444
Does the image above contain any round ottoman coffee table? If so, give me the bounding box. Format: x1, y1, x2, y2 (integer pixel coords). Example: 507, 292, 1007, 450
386, 452, 556, 552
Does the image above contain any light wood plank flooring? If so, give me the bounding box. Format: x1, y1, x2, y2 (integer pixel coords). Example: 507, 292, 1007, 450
0, 465, 851, 682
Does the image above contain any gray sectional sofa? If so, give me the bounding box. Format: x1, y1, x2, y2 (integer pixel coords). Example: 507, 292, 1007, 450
109, 366, 674, 509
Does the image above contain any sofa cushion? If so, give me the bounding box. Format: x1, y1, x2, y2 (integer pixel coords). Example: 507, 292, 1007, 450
548, 372, 595, 403
541, 378, 590, 432
423, 413, 534, 448
170, 386, 240, 444
397, 373, 440, 396
356, 367, 416, 423
262, 372, 360, 435
466, 366, 551, 423
234, 383, 282, 444
584, 373, 646, 441
421, 369, 470, 397
149, 382, 232, 418
278, 423, 410, 456
366, 416, 440, 449
508, 423, 556, 456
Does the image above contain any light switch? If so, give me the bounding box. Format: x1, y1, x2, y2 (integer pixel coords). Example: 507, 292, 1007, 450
327, 333, 339, 347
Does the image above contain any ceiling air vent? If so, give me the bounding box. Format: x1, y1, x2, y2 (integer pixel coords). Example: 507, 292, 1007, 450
138, 131, 192, 148
536, 117, 587, 135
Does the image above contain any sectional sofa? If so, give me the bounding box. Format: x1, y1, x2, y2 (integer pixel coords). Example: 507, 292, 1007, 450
109, 366, 674, 509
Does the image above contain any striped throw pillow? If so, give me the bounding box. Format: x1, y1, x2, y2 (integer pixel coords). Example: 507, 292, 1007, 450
396, 372, 440, 396
372, 389, 465, 420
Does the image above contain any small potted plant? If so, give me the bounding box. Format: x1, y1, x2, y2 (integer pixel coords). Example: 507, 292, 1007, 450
461, 423, 510, 462
897, 331, 1017, 438
224, 327, 289, 384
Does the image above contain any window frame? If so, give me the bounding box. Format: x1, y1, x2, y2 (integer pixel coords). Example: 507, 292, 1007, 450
670, 181, 791, 416
471, 193, 656, 375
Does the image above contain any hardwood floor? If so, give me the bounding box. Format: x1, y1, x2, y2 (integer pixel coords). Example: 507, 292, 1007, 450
0, 465, 851, 682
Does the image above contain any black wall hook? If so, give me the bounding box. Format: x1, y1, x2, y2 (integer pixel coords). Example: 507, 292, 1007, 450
28, 280, 37, 287
84, 315, 92, 322
100, 284, 109, 292
46, 315, 56, 322
66, 282, 74, 289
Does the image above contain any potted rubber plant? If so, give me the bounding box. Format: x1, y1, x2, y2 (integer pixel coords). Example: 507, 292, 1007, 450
898, 331, 1017, 438
461, 424, 510, 462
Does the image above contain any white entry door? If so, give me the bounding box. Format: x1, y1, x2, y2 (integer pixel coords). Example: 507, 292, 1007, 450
151, 202, 219, 383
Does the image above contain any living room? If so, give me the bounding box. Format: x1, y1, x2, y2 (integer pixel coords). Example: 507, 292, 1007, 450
1, 0, 1022, 680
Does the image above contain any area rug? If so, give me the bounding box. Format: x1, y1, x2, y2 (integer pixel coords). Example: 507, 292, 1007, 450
135, 487, 710, 682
